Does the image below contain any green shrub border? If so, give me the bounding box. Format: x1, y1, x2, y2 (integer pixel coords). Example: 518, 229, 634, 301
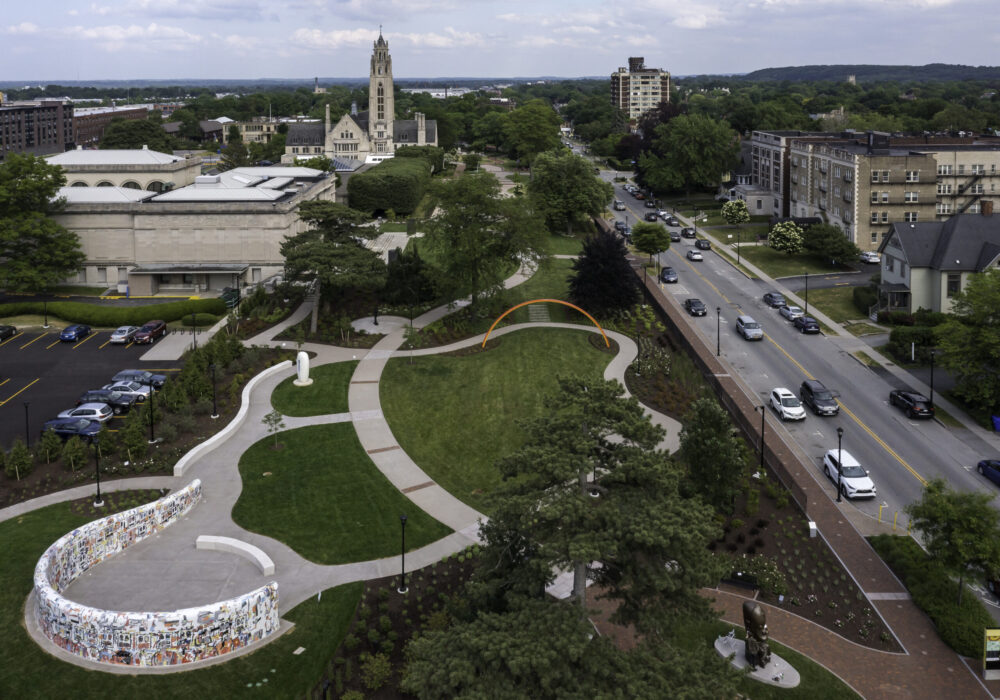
868, 534, 994, 657
0, 298, 225, 327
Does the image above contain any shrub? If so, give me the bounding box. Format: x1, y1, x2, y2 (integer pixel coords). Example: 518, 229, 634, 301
156, 422, 179, 443
4, 438, 34, 479
191, 398, 214, 416
877, 310, 915, 326
342, 691, 364, 700
61, 436, 88, 472
173, 413, 198, 434
360, 652, 392, 691
745, 489, 760, 516
885, 326, 937, 363
852, 285, 878, 315
0, 298, 224, 327
36, 429, 64, 464
912, 308, 948, 327
347, 157, 432, 215
342, 634, 359, 652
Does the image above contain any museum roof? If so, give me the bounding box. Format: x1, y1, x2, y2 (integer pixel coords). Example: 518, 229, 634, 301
56, 186, 157, 203
48, 146, 187, 166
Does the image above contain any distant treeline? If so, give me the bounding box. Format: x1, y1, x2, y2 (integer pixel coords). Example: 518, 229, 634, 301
742, 63, 1000, 83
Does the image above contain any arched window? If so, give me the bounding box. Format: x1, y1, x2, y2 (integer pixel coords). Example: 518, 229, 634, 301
147, 181, 165, 193
70, 181, 88, 187
96, 181, 114, 187
122, 181, 140, 190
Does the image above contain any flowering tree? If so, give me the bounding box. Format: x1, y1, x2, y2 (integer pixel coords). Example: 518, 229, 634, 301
768, 221, 804, 255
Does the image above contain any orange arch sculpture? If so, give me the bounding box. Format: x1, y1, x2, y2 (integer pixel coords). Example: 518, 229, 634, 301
482, 298, 610, 348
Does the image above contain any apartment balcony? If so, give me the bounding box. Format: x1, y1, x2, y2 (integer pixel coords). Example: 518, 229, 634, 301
843, 192, 853, 202
818, 182, 827, 192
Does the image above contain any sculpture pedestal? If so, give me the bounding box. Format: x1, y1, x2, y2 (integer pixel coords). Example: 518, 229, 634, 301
715, 636, 801, 688
293, 378, 313, 387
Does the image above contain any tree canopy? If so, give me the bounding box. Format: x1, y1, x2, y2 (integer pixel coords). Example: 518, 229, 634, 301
721, 199, 750, 227
802, 223, 860, 263
568, 229, 640, 318
528, 150, 613, 235
638, 115, 739, 195
504, 99, 562, 164
630, 222, 671, 264
99, 118, 174, 152
678, 397, 751, 513
768, 220, 805, 255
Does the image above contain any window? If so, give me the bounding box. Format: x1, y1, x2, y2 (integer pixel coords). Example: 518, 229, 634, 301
900, 262, 906, 276
947, 273, 961, 297
937, 164, 953, 176
887, 258, 895, 273
958, 164, 965, 175
938, 183, 953, 194
882, 170, 890, 182
834, 166, 841, 178
871, 212, 879, 224
845, 170, 853, 182
905, 170, 919, 182
881, 212, 889, 223
871, 232, 878, 243
904, 191, 919, 202
871, 171, 880, 183
882, 192, 890, 203
969, 183, 985, 194
834, 206, 841, 216
937, 203, 953, 214
904, 212, 918, 222
97, 267, 107, 284
871, 192, 879, 204
972, 164, 985, 175
834, 186, 841, 197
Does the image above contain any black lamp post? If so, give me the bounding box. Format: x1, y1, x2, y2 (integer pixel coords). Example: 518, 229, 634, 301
716, 307, 721, 357
190, 312, 197, 350
147, 379, 156, 444
398, 514, 408, 594
836, 427, 844, 503
209, 363, 219, 419
42, 298, 49, 329
91, 436, 104, 508
23, 401, 30, 446
804, 272, 810, 316
928, 350, 936, 407
757, 404, 766, 471
736, 228, 741, 266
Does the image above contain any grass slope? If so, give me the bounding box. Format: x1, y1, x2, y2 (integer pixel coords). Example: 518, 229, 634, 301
270, 361, 358, 417
233, 424, 452, 564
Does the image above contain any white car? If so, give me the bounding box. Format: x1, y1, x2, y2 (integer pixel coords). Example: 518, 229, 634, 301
686, 249, 703, 261
58, 402, 114, 424
102, 381, 152, 402
779, 305, 804, 321
109, 325, 140, 344
822, 449, 877, 499
770, 388, 806, 421
860, 251, 881, 264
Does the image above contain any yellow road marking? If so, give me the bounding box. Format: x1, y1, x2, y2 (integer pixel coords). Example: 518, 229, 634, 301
20, 333, 48, 349
46, 338, 62, 349
0, 378, 40, 406
73, 333, 98, 349
99, 338, 113, 349
0, 378, 9, 388
677, 253, 732, 304
0, 332, 24, 347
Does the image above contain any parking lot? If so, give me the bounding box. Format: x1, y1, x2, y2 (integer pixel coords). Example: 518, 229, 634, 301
0, 329, 183, 448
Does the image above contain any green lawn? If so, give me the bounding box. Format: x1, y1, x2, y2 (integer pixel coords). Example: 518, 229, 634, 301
505, 258, 583, 325
233, 424, 452, 564
805, 287, 862, 323
735, 246, 852, 279
271, 361, 358, 416
381, 327, 614, 512
546, 233, 585, 255
0, 498, 362, 699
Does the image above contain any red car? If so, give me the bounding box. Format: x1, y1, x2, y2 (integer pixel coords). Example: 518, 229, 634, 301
133, 320, 168, 344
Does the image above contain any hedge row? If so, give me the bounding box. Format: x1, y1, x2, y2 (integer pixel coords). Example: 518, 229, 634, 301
886, 326, 938, 363
395, 145, 446, 173
868, 534, 993, 657
347, 157, 432, 216
0, 298, 226, 327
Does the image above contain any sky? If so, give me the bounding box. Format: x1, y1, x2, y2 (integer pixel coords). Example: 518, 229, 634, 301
3, 0, 998, 81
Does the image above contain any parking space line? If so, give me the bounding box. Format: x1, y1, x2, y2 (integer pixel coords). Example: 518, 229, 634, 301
99, 338, 113, 349
0, 378, 40, 406
21, 333, 48, 349
1, 332, 24, 347
0, 378, 8, 389
46, 337, 62, 350
74, 334, 99, 349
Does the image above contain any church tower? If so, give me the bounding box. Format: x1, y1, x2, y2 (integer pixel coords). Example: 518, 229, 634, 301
368, 29, 394, 155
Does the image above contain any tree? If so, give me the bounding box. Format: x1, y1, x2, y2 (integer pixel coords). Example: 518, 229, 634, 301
297, 155, 333, 172
61, 436, 88, 472
0, 154, 86, 292
99, 118, 174, 151
630, 222, 670, 265
721, 199, 750, 228
424, 171, 547, 308
219, 140, 252, 171
638, 115, 738, 195
906, 478, 1000, 604
568, 229, 640, 318
262, 410, 285, 449
768, 220, 804, 255
36, 428, 64, 464
802, 223, 860, 263
462, 153, 481, 172
226, 124, 242, 143
382, 242, 437, 319
4, 437, 33, 480
678, 397, 751, 513
527, 150, 613, 235
935, 268, 1000, 416
504, 99, 562, 163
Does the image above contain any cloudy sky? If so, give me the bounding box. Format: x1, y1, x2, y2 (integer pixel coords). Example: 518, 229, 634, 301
4, 0, 997, 81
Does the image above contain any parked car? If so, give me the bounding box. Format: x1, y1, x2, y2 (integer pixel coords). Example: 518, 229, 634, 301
77, 389, 138, 414
695, 239, 712, 250
686, 249, 703, 261
822, 448, 877, 499
613, 200, 626, 211
769, 387, 807, 421
0, 324, 16, 340
614, 220, 626, 232
977, 459, 1000, 488
58, 402, 114, 424
634, 192, 646, 200
762, 292, 786, 308
680, 227, 696, 238
684, 298, 707, 316
42, 417, 102, 441
133, 320, 168, 344
800, 379, 839, 416
659, 266, 678, 283
793, 316, 821, 334
112, 369, 167, 389
109, 325, 140, 344
860, 251, 881, 264
735, 315, 763, 340
657, 209, 669, 219
669, 231, 681, 242
644, 199, 657, 208
102, 381, 152, 402
665, 216, 680, 227
59, 324, 92, 342
644, 212, 659, 222
889, 390, 934, 419
779, 305, 804, 321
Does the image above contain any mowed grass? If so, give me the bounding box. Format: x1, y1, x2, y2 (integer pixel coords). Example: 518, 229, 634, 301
735, 245, 851, 278
233, 424, 452, 564
0, 499, 362, 699
381, 327, 613, 512
546, 233, 585, 255
271, 361, 358, 416
805, 286, 862, 323
505, 258, 582, 325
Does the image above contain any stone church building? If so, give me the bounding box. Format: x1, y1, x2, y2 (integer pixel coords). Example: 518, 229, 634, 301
282, 31, 437, 168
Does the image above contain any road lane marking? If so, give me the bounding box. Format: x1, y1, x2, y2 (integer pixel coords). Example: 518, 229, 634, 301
0, 378, 40, 406
0, 378, 8, 388
1, 332, 24, 347
20, 333, 48, 349
99, 338, 113, 349
46, 338, 62, 349
73, 333, 98, 349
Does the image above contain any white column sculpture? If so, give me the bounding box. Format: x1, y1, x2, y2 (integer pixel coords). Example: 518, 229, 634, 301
293, 351, 313, 386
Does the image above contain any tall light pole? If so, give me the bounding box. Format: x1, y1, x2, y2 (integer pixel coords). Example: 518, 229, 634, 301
23, 401, 30, 446
147, 379, 156, 444
398, 514, 408, 594
736, 228, 741, 266
190, 312, 197, 350
757, 405, 766, 472
928, 349, 936, 407
804, 272, 810, 316
209, 363, 219, 419
716, 307, 721, 357
91, 436, 104, 508
42, 298, 50, 329
836, 427, 844, 503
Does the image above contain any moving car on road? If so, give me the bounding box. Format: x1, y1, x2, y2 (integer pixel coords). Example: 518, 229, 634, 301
644, 212, 659, 222
686, 249, 703, 261
735, 315, 763, 340
42, 417, 102, 441
770, 387, 806, 421
613, 200, 626, 211
794, 316, 821, 334
762, 292, 786, 308
59, 324, 91, 342
889, 390, 934, 419
977, 459, 1000, 488
109, 326, 140, 344
822, 448, 877, 499
680, 227, 696, 238
665, 216, 680, 227
695, 239, 712, 250
800, 379, 839, 416
659, 267, 678, 283
684, 298, 707, 316
133, 320, 168, 344
58, 403, 114, 424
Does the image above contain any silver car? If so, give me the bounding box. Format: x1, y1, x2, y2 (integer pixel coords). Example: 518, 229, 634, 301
102, 381, 152, 402
779, 305, 804, 321
58, 402, 114, 424
109, 325, 140, 344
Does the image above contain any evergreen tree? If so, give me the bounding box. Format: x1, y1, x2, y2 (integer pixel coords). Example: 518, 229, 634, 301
568, 229, 640, 318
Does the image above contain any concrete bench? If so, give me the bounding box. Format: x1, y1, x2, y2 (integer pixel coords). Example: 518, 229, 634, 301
196, 535, 275, 576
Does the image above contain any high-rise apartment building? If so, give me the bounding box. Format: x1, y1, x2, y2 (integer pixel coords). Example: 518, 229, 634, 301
0, 98, 74, 161
610, 57, 670, 126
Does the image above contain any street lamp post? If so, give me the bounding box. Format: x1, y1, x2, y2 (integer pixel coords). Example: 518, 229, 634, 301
91, 436, 104, 508
209, 363, 219, 419
147, 379, 156, 444
836, 427, 844, 503
716, 307, 721, 357
928, 350, 936, 407
190, 312, 197, 350
756, 405, 766, 472
804, 272, 809, 316
42, 298, 49, 329
398, 514, 408, 594
23, 402, 30, 446
736, 228, 741, 266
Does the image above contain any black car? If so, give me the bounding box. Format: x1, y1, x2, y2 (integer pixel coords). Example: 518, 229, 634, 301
800, 379, 839, 416
680, 227, 696, 238
978, 460, 1000, 488
889, 390, 934, 419
77, 389, 138, 415
0, 324, 17, 340
695, 239, 712, 250
684, 298, 707, 316
669, 231, 681, 242
644, 212, 659, 222
112, 369, 168, 389
762, 292, 786, 307
793, 316, 821, 334
42, 417, 102, 441
614, 220, 626, 232
659, 267, 678, 283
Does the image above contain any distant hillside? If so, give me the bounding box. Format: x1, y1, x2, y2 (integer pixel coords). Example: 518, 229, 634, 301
742, 63, 1000, 83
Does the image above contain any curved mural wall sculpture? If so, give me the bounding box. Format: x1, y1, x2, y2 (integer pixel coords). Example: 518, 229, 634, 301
32, 480, 280, 666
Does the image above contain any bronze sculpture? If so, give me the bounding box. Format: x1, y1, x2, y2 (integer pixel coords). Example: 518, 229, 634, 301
743, 600, 772, 669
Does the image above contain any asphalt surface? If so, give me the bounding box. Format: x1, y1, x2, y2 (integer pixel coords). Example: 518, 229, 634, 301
0, 329, 183, 448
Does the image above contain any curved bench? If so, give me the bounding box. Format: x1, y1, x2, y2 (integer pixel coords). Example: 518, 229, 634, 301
196, 535, 275, 575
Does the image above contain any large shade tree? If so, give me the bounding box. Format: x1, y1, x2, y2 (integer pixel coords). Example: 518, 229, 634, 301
568, 229, 640, 318
504, 99, 562, 164
638, 114, 739, 195
528, 149, 613, 235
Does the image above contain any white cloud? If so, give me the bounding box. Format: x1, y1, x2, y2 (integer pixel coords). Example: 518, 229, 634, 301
289, 27, 380, 51
116, 0, 262, 21
397, 28, 483, 49
66, 23, 203, 52
6, 22, 39, 34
